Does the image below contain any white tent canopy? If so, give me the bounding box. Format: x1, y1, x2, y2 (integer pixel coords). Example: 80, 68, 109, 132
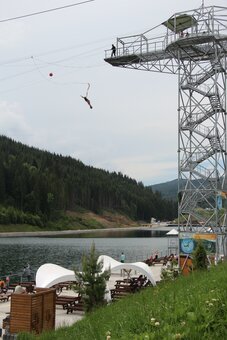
98, 255, 156, 286
36, 263, 76, 288
166, 228, 179, 236
36, 256, 157, 288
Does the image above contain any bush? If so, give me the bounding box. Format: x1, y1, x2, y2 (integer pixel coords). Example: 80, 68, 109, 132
74, 243, 110, 312
193, 241, 208, 270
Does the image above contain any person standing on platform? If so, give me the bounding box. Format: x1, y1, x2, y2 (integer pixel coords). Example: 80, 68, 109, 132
111, 44, 116, 57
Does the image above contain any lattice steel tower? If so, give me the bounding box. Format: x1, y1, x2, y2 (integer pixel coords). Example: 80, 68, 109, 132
105, 5, 227, 257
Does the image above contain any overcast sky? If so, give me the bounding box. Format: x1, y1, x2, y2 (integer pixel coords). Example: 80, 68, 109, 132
0, 0, 226, 185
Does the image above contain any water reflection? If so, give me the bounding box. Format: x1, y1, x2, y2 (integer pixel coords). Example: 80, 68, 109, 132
0, 229, 169, 277
55, 229, 166, 238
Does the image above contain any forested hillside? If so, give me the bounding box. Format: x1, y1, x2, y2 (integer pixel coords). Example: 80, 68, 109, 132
0, 135, 177, 228
151, 179, 178, 200
151, 178, 203, 200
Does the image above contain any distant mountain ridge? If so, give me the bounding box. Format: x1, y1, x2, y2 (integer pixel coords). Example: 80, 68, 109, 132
151, 178, 204, 200
150, 179, 178, 200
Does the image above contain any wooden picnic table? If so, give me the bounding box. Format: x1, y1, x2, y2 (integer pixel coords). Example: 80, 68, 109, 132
53, 281, 77, 293
56, 295, 80, 309
0, 293, 10, 302
115, 279, 131, 284
66, 298, 84, 314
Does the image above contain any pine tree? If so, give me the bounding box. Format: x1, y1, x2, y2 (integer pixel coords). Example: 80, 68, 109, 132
74, 243, 110, 312
193, 241, 208, 270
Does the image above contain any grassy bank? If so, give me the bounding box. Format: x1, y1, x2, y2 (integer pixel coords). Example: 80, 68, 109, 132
0, 210, 139, 233
19, 262, 227, 340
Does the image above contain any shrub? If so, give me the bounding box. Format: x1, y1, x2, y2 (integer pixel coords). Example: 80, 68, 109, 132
74, 242, 110, 312
192, 240, 208, 270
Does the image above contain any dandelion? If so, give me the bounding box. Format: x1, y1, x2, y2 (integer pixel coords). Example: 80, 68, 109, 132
174, 334, 182, 339
106, 331, 111, 340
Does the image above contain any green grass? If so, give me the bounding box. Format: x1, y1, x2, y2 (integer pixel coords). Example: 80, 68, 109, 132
0, 218, 103, 232
18, 262, 227, 340
0, 211, 120, 232
0, 224, 43, 232
47, 216, 105, 231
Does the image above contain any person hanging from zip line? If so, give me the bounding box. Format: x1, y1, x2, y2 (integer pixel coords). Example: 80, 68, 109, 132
81, 95, 93, 109
81, 83, 93, 109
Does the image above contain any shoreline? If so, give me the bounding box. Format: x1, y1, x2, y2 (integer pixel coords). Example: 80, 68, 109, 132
0, 267, 163, 336
0, 224, 173, 237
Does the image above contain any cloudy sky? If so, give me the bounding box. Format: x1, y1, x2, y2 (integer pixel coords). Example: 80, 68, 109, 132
0, 0, 226, 185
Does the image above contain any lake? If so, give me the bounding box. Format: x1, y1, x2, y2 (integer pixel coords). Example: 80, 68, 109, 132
0, 229, 170, 278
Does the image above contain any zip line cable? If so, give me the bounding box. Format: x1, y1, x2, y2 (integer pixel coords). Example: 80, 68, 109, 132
0, 0, 95, 23
31, 56, 91, 92
0, 37, 110, 67
33, 56, 104, 70
0, 45, 105, 83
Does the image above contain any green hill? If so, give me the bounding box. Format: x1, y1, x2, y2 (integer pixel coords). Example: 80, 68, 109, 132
151, 178, 207, 201
0, 135, 177, 229
18, 262, 227, 340
150, 179, 178, 200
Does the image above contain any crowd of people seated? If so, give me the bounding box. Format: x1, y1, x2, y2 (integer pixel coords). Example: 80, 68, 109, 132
144, 253, 178, 267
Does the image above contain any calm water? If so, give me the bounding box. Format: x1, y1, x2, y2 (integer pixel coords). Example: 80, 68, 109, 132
0, 229, 169, 278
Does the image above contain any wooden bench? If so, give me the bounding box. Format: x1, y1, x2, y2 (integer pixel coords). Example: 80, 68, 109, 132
2, 315, 10, 329
114, 285, 133, 292
111, 276, 151, 301
115, 279, 131, 284
111, 289, 131, 301
56, 296, 80, 309
66, 299, 84, 313
0, 293, 10, 302
111, 283, 135, 301
53, 281, 77, 293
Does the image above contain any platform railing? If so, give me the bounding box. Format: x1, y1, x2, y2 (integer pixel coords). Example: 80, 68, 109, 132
105, 33, 168, 59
